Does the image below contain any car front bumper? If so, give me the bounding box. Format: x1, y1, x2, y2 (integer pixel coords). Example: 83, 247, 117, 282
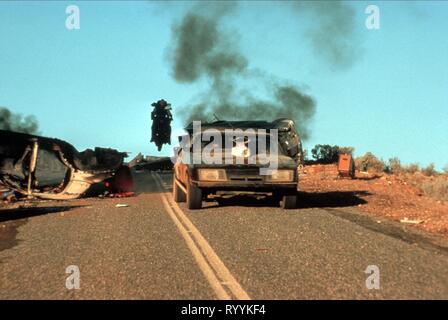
192, 179, 298, 191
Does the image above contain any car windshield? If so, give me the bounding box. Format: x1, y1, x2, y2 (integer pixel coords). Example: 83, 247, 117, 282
190, 132, 281, 154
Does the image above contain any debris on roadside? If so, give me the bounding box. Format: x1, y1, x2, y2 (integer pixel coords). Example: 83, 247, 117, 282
400, 217, 424, 225
1, 189, 17, 203
115, 203, 130, 208
108, 192, 135, 198
129, 155, 173, 172
127, 152, 145, 168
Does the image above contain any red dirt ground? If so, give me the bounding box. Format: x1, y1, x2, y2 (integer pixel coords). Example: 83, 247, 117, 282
299, 164, 448, 238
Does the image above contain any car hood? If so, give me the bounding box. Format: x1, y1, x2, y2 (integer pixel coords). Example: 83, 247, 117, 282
181, 152, 297, 169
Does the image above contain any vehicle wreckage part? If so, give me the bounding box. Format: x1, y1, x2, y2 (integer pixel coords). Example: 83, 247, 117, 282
173, 177, 186, 203
197, 169, 227, 182
31, 171, 111, 200
107, 165, 134, 193
1, 190, 16, 202
27, 139, 38, 196
187, 178, 202, 210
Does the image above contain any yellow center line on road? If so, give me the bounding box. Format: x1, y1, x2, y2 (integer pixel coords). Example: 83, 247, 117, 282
151, 172, 251, 300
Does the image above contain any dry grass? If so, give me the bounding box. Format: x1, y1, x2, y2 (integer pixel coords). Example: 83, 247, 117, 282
420, 176, 448, 201
422, 163, 437, 176
403, 163, 420, 174
355, 152, 385, 172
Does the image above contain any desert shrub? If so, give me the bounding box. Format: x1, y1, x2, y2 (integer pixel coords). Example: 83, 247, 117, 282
355, 152, 385, 172
311, 144, 339, 164
443, 164, 448, 174
338, 146, 355, 155
421, 176, 448, 201
422, 163, 437, 176
404, 163, 420, 174
386, 157, 403, 174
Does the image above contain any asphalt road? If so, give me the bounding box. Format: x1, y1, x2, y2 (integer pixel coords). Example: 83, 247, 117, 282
0, 171, 447, 299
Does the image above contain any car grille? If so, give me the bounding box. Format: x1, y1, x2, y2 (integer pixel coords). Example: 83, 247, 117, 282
226, 168, 264, 182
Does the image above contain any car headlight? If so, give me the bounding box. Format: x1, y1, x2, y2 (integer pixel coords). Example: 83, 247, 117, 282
268, 170, 294, 182
197, 169, 227, 181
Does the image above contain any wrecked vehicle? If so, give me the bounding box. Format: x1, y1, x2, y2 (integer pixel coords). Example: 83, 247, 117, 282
134, 156, 174, 172
172, 118, 303, 210
128, 153, 173, 171
0, 130, 131, 200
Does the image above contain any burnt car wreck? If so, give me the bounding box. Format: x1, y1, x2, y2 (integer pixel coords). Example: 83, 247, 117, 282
173, 118, 303, 210
0, 130, 131, 200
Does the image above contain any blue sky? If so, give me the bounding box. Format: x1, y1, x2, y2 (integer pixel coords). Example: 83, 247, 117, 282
0, 1, 447, 169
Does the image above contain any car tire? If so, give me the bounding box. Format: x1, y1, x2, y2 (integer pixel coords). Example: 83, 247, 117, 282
272, 192, 282, 205
281, 195, 297, 209
187, 180, 202, 210
173, 177, 186, 203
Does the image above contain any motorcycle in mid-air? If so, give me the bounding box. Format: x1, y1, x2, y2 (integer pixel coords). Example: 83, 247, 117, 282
150, 99, 173, 151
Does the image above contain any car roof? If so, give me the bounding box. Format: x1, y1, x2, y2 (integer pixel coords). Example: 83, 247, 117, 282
184, 119, 295, 132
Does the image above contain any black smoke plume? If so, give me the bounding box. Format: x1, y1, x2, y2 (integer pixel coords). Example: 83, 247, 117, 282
168, 3, 316, 140
183, 85, 316, 140
291, 1, 361, 70
0, 107, 40, 134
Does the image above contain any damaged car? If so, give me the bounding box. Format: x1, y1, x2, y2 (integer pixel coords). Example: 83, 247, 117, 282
173, 118, 303, 210
0, 130, 132, 200
129, 154, 174, 172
